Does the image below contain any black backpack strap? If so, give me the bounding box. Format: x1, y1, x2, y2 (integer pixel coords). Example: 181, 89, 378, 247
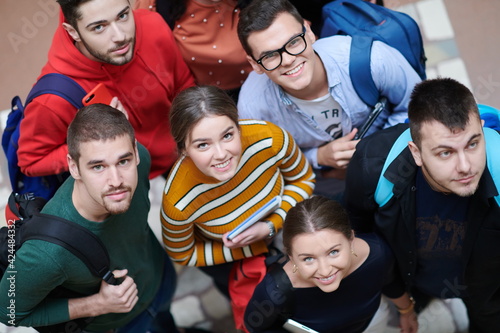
21, 213, 119, 285
26, 73, 86, 109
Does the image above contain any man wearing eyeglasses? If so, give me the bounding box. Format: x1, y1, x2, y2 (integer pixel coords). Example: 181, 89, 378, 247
237, 0, 421, 198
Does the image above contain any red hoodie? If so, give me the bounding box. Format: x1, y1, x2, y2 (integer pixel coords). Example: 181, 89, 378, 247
18, 9, 195, 179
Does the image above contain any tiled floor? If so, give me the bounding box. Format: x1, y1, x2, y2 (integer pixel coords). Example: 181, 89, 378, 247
1, 0, 499, 332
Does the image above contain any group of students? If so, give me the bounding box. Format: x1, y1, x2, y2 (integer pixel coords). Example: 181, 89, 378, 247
1, 0, 500, 333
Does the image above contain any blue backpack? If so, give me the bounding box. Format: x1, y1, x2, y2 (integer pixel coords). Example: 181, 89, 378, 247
320, 0, 427, 107
1, 73, 86, 200
375, 105, 500, 207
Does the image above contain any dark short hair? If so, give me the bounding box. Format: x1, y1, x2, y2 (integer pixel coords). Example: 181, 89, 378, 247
169, 85, 240, 153
57, 0, 93, 28
282, 196, 352, 255
238, 0, 304, 56
57, 0, 131, 29
409, 77, 480, 147
67, 104, 135, 164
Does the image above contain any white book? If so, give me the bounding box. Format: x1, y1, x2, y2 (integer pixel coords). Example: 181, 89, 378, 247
227, 196, 281, 240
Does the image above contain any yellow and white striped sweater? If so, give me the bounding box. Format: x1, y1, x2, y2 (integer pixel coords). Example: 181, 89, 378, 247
161, 120, 315, 266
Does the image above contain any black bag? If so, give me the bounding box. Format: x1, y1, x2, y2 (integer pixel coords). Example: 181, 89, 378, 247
1, 192, 121, 332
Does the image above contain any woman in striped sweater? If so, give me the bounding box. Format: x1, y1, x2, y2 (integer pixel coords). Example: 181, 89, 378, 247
161, 85, 315, 297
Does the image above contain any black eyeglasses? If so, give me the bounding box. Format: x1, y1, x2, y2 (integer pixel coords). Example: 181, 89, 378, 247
254, 26, 307, 71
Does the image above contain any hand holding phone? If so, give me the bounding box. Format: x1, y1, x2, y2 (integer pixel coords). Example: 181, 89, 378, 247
82, 83, 113, 106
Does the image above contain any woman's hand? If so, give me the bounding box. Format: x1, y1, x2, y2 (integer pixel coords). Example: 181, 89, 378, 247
222, 221, 270, 249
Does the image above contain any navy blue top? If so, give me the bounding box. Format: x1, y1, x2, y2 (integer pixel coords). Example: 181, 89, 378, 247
244, 233, 404, 333
414, 169, 469, 298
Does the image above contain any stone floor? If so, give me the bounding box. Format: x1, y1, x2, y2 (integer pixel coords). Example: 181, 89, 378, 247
1, 0, 499, 332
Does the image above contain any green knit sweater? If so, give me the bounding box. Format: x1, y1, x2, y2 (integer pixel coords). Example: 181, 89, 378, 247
0, 144, 166, 331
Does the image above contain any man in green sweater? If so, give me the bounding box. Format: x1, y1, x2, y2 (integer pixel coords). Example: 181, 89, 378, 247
0, 104, 178, 332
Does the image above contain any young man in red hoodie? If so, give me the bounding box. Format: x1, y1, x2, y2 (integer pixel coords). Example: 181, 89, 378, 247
17, 0, 195, 184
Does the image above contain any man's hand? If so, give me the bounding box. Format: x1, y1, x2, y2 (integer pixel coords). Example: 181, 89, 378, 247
110, 97, 129, 120
317, 128, 360, 170
95, 269, 138, 314
391, 294, 418, 333
399, 310, 418, 333
68, 269, 138, 319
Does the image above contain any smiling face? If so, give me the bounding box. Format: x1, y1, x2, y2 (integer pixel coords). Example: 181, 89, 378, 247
184, 115, 242, 182
289, 229, 354, 293
63, 0, 136, 65
68, 135, 139, 222
246, 12, 326, 100
408, 113, 486, 197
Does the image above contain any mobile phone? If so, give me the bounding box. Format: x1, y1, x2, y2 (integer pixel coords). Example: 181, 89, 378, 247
227, 196, 281, 241
353, 97, 388, 140
283, 319, 319, 333
82, 83, 113, 106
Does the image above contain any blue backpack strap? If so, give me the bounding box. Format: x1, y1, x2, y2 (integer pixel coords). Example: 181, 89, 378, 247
26, 73, 86, 109
479, 104, 500, 131
484, 127, 500, 206
2, 73, 86, 199
374, 128, 412, 206
349, 35, 379, 107
478, 104, 500, 205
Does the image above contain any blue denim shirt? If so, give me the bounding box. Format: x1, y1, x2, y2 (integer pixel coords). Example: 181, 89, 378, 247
237, 35, 421, 169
